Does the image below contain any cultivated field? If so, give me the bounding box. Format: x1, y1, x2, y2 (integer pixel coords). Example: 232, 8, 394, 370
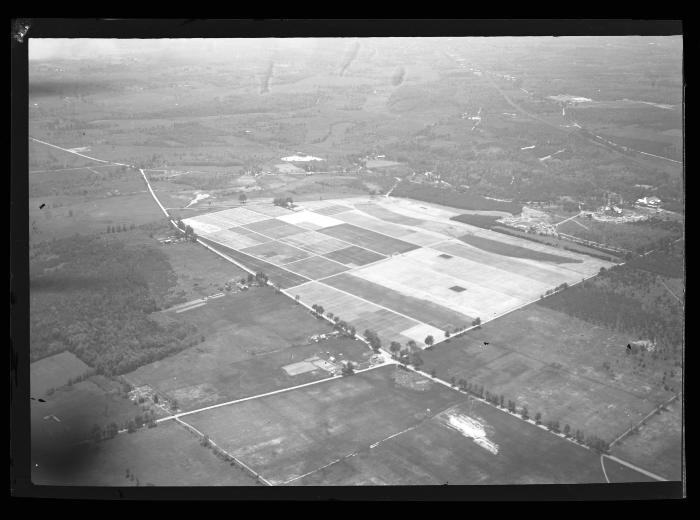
419, 304, 677, 442
183, 196, 614, 348
184, 366, 610, 485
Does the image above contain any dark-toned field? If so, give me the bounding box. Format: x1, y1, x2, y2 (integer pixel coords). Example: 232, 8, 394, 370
322, 244, 386, 267
32, 420, 258, 486
458, 233, 583, 264
318, 223, 419, 255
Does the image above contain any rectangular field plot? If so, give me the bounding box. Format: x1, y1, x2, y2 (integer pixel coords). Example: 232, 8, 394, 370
324, 273, 472, 330
277, 210, 345, 230
185, 366, 464, 485
279, 230, 350, 255
355, 202, 428, 227
246, 204, 295, 217
311, 204, 354, 216
350, 252, 542, 321
334, 211, 416, 238
322, 245, 386, 267
290, 281, 443, 345
207, 207, 273, 226
283, 256, 350, 280
295, 398, 608, 485
199, 237, 309, 289
318, 223, 419, 256
241, 241, 312, 266
243, 218, 309, 239
207, 228, 271, 250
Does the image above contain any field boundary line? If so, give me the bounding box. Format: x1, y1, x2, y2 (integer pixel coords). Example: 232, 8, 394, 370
600, 456, 610, 483
156, 361, 392, 424
281, 399, 456, 485
601, 454, 667, 482
174, 417, 272, 486
609, 393, 680, 448
399, 361, 667, 481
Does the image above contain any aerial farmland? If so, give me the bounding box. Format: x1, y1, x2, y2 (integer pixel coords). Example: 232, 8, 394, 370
22, 32, 683, 496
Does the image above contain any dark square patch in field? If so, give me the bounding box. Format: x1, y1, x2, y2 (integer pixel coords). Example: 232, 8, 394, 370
450, 286, 466, 292
439, 254, 453, 259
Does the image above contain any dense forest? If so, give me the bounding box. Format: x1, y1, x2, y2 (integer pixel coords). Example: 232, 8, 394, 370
30, 234, 199, 375
392, 181, 523, 214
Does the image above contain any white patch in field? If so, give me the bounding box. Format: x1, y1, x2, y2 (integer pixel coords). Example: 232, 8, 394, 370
182, 218, 224, 235
281, 155, 324, 162
277, 210, 344, 229
186, 193, 210, 207
442, 413, 499, 455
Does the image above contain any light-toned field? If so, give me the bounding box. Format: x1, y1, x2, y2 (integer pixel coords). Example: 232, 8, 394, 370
183, 196, 614, 347
289, 281, 444, 345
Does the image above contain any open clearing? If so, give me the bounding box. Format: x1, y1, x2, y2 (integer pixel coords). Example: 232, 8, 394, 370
30, 351, 90, 397
185, 197, 613, 347
419, 304, 677, 442
32, 420, 258, 486
612, 399, 683, 480
126, 288, 370, 411
184, 366, 610, 485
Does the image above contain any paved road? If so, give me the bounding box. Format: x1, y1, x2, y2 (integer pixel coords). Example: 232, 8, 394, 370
156, 359, 394, 425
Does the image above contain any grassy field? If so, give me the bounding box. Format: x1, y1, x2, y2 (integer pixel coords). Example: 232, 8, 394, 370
184, 366, 465, 485
125, 288, 369, 411
296, 397, 610, 485
31, 377, 144, 450
30, 351, 90, 397
156, 239, 249, 305
30, 191, 167, 242
419, 304, 674, 442
184, 365, 616, 485
32, 420, 258, 486
612, 399, 683, 480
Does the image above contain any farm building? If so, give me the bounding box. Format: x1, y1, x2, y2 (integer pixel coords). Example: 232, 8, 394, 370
636, 196, 662, 208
